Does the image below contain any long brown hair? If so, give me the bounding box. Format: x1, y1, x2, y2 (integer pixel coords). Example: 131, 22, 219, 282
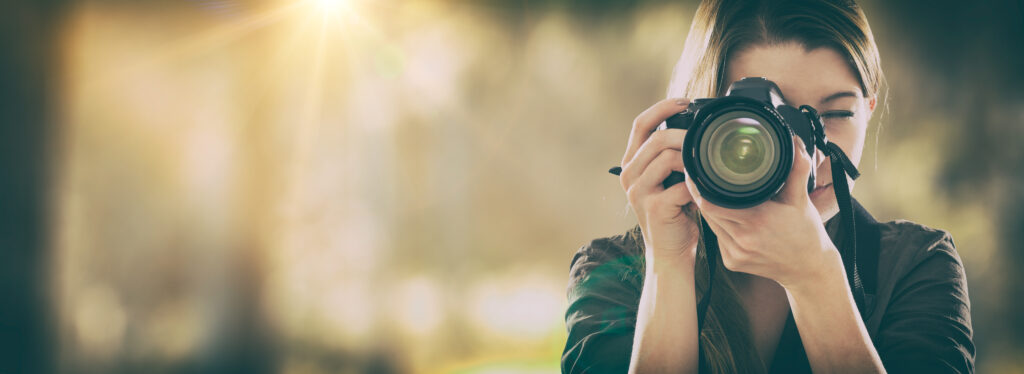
635, 0, 884, 372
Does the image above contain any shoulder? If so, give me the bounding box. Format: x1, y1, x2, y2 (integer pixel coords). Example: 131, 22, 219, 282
868, 219, 975, 372
570, 228, 643, 271
878, 219, 956, 254
869, 217, 971, 329
563, 230, 645, 374
567, 227, 646, 295
876, 219, 964, 284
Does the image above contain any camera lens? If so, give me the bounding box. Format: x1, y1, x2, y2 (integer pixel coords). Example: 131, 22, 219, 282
699, 111, 779, 193
675, 79, 805, 208
719, 123, 766, 174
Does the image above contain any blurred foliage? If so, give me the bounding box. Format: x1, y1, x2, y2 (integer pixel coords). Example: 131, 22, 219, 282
17, 0, 1024, 373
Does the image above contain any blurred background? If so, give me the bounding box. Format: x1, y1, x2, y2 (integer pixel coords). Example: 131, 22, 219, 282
1, 0, 1022, 373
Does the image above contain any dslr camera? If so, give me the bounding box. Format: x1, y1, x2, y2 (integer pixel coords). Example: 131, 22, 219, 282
659, 77, 823, 209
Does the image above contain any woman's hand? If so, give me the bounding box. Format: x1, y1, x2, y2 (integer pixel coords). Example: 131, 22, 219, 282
684, 136, 838, 290
623, 99, 704, 374
620, 98, 700, 268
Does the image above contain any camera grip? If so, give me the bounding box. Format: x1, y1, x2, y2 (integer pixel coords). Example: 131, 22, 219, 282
662, 171, 686, 189
608, 167, 687, 190
611, 109, 695, 190
658, 111, 693, 189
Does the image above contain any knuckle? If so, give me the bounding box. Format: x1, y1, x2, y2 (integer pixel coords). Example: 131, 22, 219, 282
667, 183, 691, 203
663, 149, 684, 166
653, 149, 674, 166
626, 185, 642, 202
671, 150, 685, 167
633, 111, 655, 131
650, 129, 669, 146
645, 152, 671, 176
798, 153, 812, 170
620, 165, 635, 185
801, 145, 813, 160
650, 193, 672, 210
656, 130, 683, 149
631, 113, 646, 129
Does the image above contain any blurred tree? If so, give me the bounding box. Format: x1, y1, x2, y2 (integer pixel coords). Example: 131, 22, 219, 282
0, 1, 65, 373
873, 0, 1024, 363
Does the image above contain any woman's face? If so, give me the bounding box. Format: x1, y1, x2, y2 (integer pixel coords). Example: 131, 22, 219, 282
724, 42, 876, 222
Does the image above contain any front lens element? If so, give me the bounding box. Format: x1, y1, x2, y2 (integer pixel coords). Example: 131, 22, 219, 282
700, 112, 779, 192
720, 126, 766, 174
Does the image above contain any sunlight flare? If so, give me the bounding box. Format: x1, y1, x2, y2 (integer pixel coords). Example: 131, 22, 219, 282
311, 0, 349, 15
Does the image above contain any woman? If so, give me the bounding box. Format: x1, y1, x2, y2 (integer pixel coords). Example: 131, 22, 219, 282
561, 0, 975, 373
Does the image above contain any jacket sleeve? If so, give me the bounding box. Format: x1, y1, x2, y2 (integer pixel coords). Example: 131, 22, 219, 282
562, 238, 644, 374
875, 232, 975, 374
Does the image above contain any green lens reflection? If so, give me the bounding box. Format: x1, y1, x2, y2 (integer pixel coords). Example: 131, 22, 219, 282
719, 126, 766, 174
701, 111, 779, 191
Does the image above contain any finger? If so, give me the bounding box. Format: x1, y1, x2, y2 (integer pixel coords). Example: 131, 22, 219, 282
634, 149, 686, 193
683, 170, 704, 206
704, 214, 762, 274
622, 98, 690, 165
621, 129, 686, 186
779, 135, 813, 204
683, 171, 713, 214
683, 171, 747, 224
647, 182, 694, 221
654, 176, 694, 208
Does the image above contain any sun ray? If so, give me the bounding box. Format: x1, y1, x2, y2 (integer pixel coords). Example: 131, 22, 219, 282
144, 2, 304, 66
234, 9, 322, 129
282, 11, 331, 219
71, 1, 304, 98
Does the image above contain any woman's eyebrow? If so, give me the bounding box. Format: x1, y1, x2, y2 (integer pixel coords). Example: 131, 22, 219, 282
819, 91, 859, 105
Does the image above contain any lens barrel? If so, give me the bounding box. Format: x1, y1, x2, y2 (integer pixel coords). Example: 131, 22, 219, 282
682, 96, 794, 209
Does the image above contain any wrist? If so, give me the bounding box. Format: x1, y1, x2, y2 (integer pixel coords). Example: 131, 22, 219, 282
781, 245, 845, 297
645, 245, 697, 276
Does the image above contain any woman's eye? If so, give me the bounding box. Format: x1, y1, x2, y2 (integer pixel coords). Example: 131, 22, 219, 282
822, 110, 855, 120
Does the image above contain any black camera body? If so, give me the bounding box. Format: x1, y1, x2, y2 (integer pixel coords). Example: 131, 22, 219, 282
659, 77, 821, 209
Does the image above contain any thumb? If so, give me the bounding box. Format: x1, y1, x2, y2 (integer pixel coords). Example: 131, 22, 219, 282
779, 135, 813, 204
683, 169, 708, 210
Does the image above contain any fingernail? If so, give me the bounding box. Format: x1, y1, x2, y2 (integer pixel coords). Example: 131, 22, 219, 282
675, 98, 688, 106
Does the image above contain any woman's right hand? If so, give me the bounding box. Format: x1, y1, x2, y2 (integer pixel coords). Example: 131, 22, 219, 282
619, 98, 700, 268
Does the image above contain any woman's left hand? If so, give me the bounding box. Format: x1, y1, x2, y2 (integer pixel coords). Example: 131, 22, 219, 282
684, 136, 838, 290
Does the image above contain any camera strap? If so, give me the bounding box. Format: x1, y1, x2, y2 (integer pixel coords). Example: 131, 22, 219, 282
820, 140, 865, 307
800, 105, 866, 314
696, 214, 717, 373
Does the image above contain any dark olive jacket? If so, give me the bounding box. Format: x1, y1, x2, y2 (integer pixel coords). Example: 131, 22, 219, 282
562, 199, 975, 373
